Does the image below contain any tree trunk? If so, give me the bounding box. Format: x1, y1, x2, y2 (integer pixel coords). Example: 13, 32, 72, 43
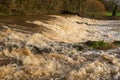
112, 5, 118, 17
77, 0, 80, 15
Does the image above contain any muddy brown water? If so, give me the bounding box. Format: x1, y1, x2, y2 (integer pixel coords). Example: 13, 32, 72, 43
0, 15, 120, 31
0, 15, 56, 34
0, 16, 120, 79
0, 16, 120, 34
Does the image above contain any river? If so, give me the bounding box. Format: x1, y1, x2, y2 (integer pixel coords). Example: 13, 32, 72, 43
0, 16, 120, 80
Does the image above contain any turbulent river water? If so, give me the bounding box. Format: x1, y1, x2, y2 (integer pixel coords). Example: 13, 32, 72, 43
90, 20, 120, 41
0, 15, 120, 80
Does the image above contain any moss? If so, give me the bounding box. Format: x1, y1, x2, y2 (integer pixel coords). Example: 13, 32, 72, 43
85, 41, 116, 50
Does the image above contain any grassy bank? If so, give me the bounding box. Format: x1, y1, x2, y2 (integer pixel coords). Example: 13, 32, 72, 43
105, 12, 120, 17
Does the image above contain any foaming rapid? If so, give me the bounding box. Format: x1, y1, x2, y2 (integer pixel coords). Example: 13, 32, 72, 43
26, 15, 101, 43
0, 28, 118, 80
0, 15, 119, 80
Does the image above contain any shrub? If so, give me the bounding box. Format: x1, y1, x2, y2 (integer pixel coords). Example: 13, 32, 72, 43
85, 0, 105, 12
83, 0, 106, 18
0, 0, 105, 16
0, 4, 13, 15
62, 0, 79, 14
0, 0, 64, 15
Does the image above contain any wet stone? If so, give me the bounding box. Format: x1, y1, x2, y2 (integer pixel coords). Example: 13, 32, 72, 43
73, 44, 85, 51
29, 45, 53, 54
0, 56, 22, 66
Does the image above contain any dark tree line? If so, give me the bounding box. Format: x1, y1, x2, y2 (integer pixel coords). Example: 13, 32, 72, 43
0, 0, 119, 17
0, 0, 105, 16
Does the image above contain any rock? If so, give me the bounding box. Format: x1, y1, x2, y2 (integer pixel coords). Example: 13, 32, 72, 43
29, 45, 53, 54
0, 56, 22, 66
73, 44, 84, 51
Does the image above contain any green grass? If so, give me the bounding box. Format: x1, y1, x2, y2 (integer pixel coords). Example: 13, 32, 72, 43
85, 41, 116, 50
105, 12, 112, 17
105, 12, 120, 17
74, 41, 120, 51
116, 13, 120, 16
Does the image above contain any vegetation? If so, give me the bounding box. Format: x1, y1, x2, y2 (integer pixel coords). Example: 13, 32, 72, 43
0, 0, 119, 18
74, 40, 120, 51
105, 12, 120, 17
112, 5, 119, 17
100, 0, 120, 17
85, 41, 116, 50
0, 0, 104, 16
